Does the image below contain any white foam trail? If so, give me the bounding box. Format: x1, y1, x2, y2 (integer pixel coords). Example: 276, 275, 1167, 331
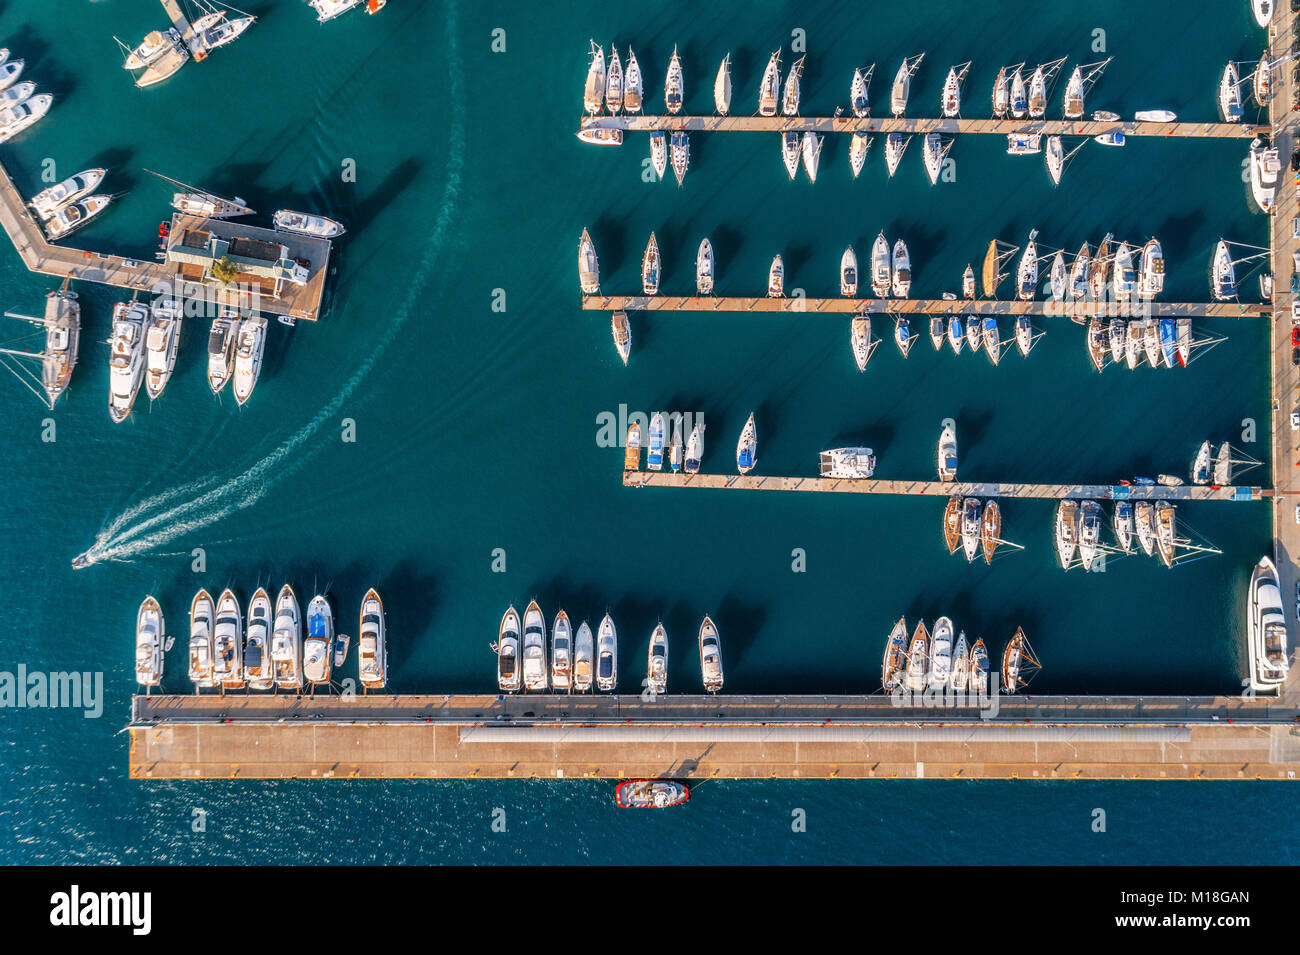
76, 6, 465, 567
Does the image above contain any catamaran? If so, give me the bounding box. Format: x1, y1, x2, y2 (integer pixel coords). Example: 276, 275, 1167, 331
1248, 556, 1290, 692
871, 232, 891, 297
929, 617, 954, 688
642, 232, 661, 295
143, 295, 182, 402
699, 616, 723, 692
882, 617, 908, 691
1055, 500, 1079, 568
840, 246, 858, 297
664, 46, 683, 114
1135, 500, 1156, 556
736, 412, 757, 474
714, 54, 732, 115
107, 300, 147, 423
596, 613, 618, 691
891, 239, 911, 297
884, 132, 910, 177
29, 168, 106, 220
242, 588, 273, 690
232, 315, 267, 407
891, 54, 923, 117
1016, 230, 1039, 301
848, 132, 872, 179
782, 55, 804, 116
1078, 500, 1101, 571
273, 209, 345, 238
578, 228, 600, 294
583, 41, 605, 115
1138, 238, 1165, 298
136, 596, 165, 688
960, 498, 982, 563
1220, 62, 1243, 122
43, 194, 111, 241
781, 130, 801, 180
497, 605, 521, 692
1211, 239, 1237, 301
189, 589, 216, 689
522, 600, 548, 691
981, 501, 1002, 563
941, 63, 969, 117
801, 130, 823, 182
851, 65, 873, 117
895, 317, 914, 357
758, 51, 781, 116
271, 585, 302, 691
551, 610, 573, 690
820, 446, 876, 478
1250, 136, 1280, 213
904, 621, 929, 691
611, 310, 630, 365
647, 623, 668, 695
624, 49, 643, 113
922, 133, 951, 185
1006, 132, 1042, 155
684, 420, 705, 474
768, 254, 785, 297
670, 130, 689, 186
573, 620, 594, 692
303, 594, 333, 688
206, 309, 239, 395
606, 48, 623, 114
647, 412, 666, 471
937, 422, 958, 481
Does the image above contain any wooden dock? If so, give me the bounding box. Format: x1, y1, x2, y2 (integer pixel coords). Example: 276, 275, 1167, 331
158, 0, 198, 54
623, 469, 1262, 501
580, 114, 1264, 140
583, 294, 1265, 319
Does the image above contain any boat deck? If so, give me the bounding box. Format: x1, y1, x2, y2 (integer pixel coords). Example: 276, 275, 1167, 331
159, 0, 199, 54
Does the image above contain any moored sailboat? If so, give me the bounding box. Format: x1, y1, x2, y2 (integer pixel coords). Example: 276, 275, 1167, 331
882, 617, 908, 691
642, 232, 661, 295
664, 46, 683, 114
871, 232, 891, 297
1055, 499, 1079, 568
624, 48, 643, 113
981, 501, 1001, 564
736, 412, 757, 474
758, 51, 781, 116
714, 54, 732, 115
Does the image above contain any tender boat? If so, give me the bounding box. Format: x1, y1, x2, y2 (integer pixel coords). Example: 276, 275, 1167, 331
303, 594, 333, 687
605, 48, 623, 114
1247, 556, 1289, 692
983, 317, 1001, 365
271, 585, 303, 691
768, 254, 784, 297
669, 130, 689, 186
551, 610, 573, 690
819, 446, 876, 478
243, 588, 274, 690
950, 632, 970, 692
884, 132, 909, 177
948, 315, 964, 355
624, 48, 643, 113
358, 588, 386, 691
736, 412, 757, 474
969, 638, 989, 696
960, 497, 982, 563
1135, 501, 1156, 556
848, 132, 872, 179
273, 209, 345, 238
647, 623, 668, 695
698, 615, 724, 692
1055, 500, 1079, 568
1219, 62, 1243, 122
522, 599, 548, 691
1155, 502, 1177, 568
758, 51, 781, 117
189, 589, 216, 689
1211, 239, 1236, 301
596, 613, 618, 691
981, 501, 1002, 563
1138, 238, 1165, 298
232, 315, 267, 407
578, 228, 600, 294
937, 422, 958, 481
881, 617, 908, 691
664, 46, 683, 115
895, 317, 914, 357
840, 246, 859, 297
107, 301, 147, 424
781, 130, 801, 180
30, 168, 107, 220
573, 620, 594, 692
611, 310, 631, 365
616, 779, 689, 809
714, 53, 732, 115
497, 606, 521, 692
136, 596, 165, 688
43, 194, 111, 241
1017, 229, 1038, 301
1078, 500, 1102, 571
1113, 501, 1134, 553
143, 295, 182, 402
891, 239, 911, 298
583, 41, 606, 115
850, 66, 872, 117
801, 130, 823, 182
647, 411, 666, 470
1250, 136, 1280, 213
782, 55, 804, 116
929, 616, 954, 689
206, 309, 239, 394
642, 232, 661, 295
684, 420, 705, 474
871, 232, 891, 297
904, 621, 929, 691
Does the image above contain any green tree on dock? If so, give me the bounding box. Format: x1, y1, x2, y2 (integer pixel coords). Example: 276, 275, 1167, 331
209, 256, 240, 286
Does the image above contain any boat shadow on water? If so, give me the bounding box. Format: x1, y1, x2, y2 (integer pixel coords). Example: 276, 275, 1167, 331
2, 25, 78, 100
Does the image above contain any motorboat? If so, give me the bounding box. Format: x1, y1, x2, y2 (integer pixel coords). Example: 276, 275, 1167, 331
891, 239, 911, 297
143, 295, 182, 402
123, 32, 174, 69
303, 594, 333, 687
624, 422, 641, 471
1093, 130, 1125, 147
840, 246, 859, 297
820, 446, 876, 478
684, 420, 705, 474
647, 623, 668, 695
358, 588, 386, 690
578, 228, 599, 294
273, 209, 345, 238
573, 620, 594, 692
107, 300, 147, 424
768, 254, 784, 297
937, 422, 958, 481
551, 610, 573, 690
647, 411, 666, 471
1253, 0, 1275, 30
189, 589, 216, 689
497, 605, 521, 692
963, 265, 976, 300
136, 596, 164, 688
611, 310, 630, 365
871, 232, 891, 297
43, 194, 111, 240
596, 613, 618, 691
616, 780, 690, 809
1247, 556, 1289, 692
522, 600, 548, 691
271, 585, 303, 691
1135, 109, 1177, 122
929, 617, 954, 689
642, 232, 661, 295
1138, 238, 1165, 298
1250, 136, 1280, 213
243, 588, 274, 690
206, 308, 239, 394
699, 616, 723, 692
736, 412, 757, 474
29, 168, 107, 220
233, 315, 268, 407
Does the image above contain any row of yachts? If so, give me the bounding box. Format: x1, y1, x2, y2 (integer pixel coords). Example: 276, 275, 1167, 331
495, 602, 724, 694
0, 48, 53, 146
882, 619, 1039, 696
135, 586, 387, 691
1054, 498, 1180, 570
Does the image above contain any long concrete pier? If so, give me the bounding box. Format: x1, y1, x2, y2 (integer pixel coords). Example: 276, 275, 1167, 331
580, 115, 1263, 140
582, 294, 1265, 318
623, 470, 1263, 501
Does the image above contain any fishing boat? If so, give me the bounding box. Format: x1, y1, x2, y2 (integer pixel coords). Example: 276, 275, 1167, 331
960, 498, 982, 563
801, 130, 823, 182
273, 209, 345, 238
1109, 318, 1127, 365
1254, 0, 1275, 28
929, 617, 954, 688
1001, 629, 1038, 694
871, 232, 891, 297
664, 46, 683, 114
922, 133, 951, 185
929, 316, 945, 351
1191, 440, 1212, 485
1220, 62, 1243, 122
1155, 502, 1177, 568
189, 589, 216, 689
1138, 238, 1165, 299
107, 301, 146, 424
1254, 50, 1272, 106
1016, 229, 1039, 301
781, 130, 801, 180
848, 132, 872, 179
981, 501, 1001, 564
232, 315, 267, 407
29, 168, 107, 220
271, 585, 302, 691
136, 596, 164, 688
881, 617, 908, 691
641, 232, 661, 295
1211, 239, 1237, 301
819, 447, 876, 478
768, 254, 785, 297
1010, 66, 1027, 118
206, 309, 239, 395
573, 620, 594, 692
358, 588, 386, 691
669, 130, 689, 186
937, 422, 958, 482
1055, 499, 1079, 568
669, 415, 684, 473
616, 780, 690, 808
497, 605, 521, 692
1045, 135, 1064, 185
948, 315, 964, 355
1006, 132, 1042, 155
941, 62, 968, 117
578, 228, 600, 294
758, 51, 781, 116
782, 55, 804, 116
1214, 442, 1232, 486
43, 194, 111, 241
624, 49, 643, 113
605, 48, 623, 114
649, 130, 668, 180
714, 53, 732, 115
840, 246, 859, 297
1015, 316, 1032, 357
950, 632, 969, 692
1048, 250, 1066, 301
303, 594, 333, 687
965, 315, 982, 355
624, 422, 641, 470
647, 623, 668, 695
963, 264, 976, 299
243, 588, 273, 690
698, 616, 723, 692
647, 412, 666, 470
969, 638, 989, 696
583, 42, 606, 115
1112, 242, 1137, 299
1250, 136, 1280, 213
684, 420, 705, 474
1069, 242, 1090, 301
891, 239, 911, 298
1247, 556, 1290, 692
1135, 501, 1157, 556
1159, 318, 1178, 368
851, 65, 873, 117
551, 610, 572, 690
895, 317, 914, 357
1111, 501, 1134, 554
891, 54, 923, 117
736, 412, 757, 474
143, 295, 182, 402
1142, 318, 1161, 367
522, 599, 548, 692
992, 65, 1011, 117
884, 132, 910, 177
611, 310, 631, 365
943, 496, 962, 554
982, 317, 1001, 365
1078, 500, 1102, 571
596, 613, 618, 691
904, 621, 929, 691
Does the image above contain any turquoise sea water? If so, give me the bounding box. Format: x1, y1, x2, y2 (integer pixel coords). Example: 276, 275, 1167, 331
0, 0, 1296, 864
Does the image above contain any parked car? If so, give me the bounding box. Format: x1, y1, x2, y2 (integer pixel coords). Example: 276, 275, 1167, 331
1293, 346, 1300, 365
1292, 410, 1300, 430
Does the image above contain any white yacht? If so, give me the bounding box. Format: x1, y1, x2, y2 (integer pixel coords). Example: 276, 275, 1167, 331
1248, 556, 1290, 692
696, 238, 714, 295
647, 623, 669, 695
1055, 500, 1079, 568
310, 0, 363, 22
937, 422, 958, 482
848, 132, 872, 178
0, 79, 34, 112
871, 232, 891, 297
782, 55, 804, 116
965, 315, 982, 355
948, 315, 964, 355
189, 589, 216, 689
890, 56, 918, 117
195, 12, 255, 54
929, 616, 954, 689
272, 585, 303, 691
232, 315, 267, 407
1027, 64, 1047, 118
583, 42, 605, 114
214, 589, 244, 690
851, 316, 873, 371
358, 588, 386, 690
301, 595, 334, 687
714, 53, 732, 115
273, 209, 345, 238
1135, 501, 1156, 556
43, 194, 111, 240
801, 130, 823, 182
1249, 137, 1280, 214
551, 610, 573, 690
611, 311, 631, 366
1113, 501, 1134, 554
1078, 500, 1102, 571
1045, 135, 1064, 186
850, 66, 871, 117
1070, 242, 1091, 301
1191, 440, 1213, 485
573, 620, 594, 692
983, 317, 1002, 365
123, 32, 173, 69
941, 64, 964, 117
819, 447, 876, 478
1048, 250, 1066, 301
1254, 0, 1275, 28
1010, 66, 1027, 117
136, 596, 164, 688
605, 48, 623, 114
960, 498, 982, 563
664, 46, 683, 115
891, 239, 911, 297
596, 613, 618, 691
736, 412, 757, 474
206, 309, 239, 394
1112, 242, 1137, 299
522, 599, 548, 692
781, 130, 801, 180
768, 254, 784, 297
1006, 132, 1042, 155
684, 420, 705, 474
670, 130, 689, 186
624, 48, 643, 113
1220, 62, 1243, 122
29, 168, 106, 220
758, 51, 781, 116
143, 295, 182, 402
647, 412, 666, 471
950, 633, 970, 692
1015, 316, 1032, 357
1255, 50, 1272, 106
884, 132, 909, 177
699, 616, 723, 692
1138, 238, 1165, 299
922, 133, 949, 185
992, 66, 1010, 117
669, 415, 683, 473
244, 588, 274, 690
578, 228, 599, 294
840, 246, 858, 297
1017, 229, 1038, 301
1110, 318, 1127, 365
107, 301, 147, 424
497, 605, 521, 692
